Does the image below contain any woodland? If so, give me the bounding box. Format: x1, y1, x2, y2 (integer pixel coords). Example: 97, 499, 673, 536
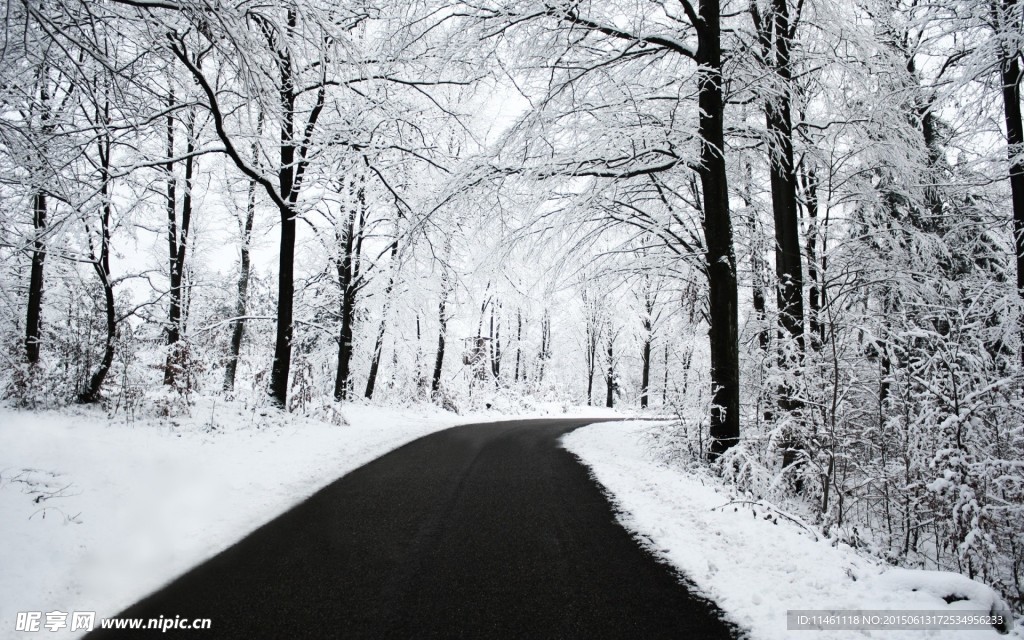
1, 0, 1023, 614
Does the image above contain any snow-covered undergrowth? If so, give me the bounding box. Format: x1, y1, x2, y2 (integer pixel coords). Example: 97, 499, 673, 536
563, 421, 1020, 640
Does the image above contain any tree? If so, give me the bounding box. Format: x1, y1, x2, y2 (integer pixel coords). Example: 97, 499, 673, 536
431, 241, 454, 400
162, 79, 203, 388
990, 0, 1024, 362
581, 284, 605, 406
222, 111, 263, 394
749, 0, 807, 406
77, 68, 119, 403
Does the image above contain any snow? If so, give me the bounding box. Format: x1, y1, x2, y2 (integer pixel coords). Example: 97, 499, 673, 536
0, 401, 451, 637
0, 399, 624, 638
562, 420, 1020, 640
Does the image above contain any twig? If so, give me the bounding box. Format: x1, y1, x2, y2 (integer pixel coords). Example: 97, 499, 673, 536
713, 499, 821, 541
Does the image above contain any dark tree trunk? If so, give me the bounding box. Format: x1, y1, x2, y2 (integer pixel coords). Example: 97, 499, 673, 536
269, 205, 297, 407
662, 342, 670, 405
756, 0, 805, 414
920, 110, 946, 225
163, 95, 178, 384
164, 107, 195, 387
26, 191, 47, 364
605, 333, 615, 409
698, 0, 740, 457
537, 311, 551, 383
640, 282, 655, 409
79, 128, 115, 403
752, 272, 769, 350
583, 291, 600, 405
81, 268, 116, 404
765, 0, 805, 357
514, 309, 522, 383
365, 236, 400, 400
416, 312, 426, 393
640, 325, 652, 409
364, 314, 387, 399
334, 176, 365, 402
26, 74, 53, 366
431, 266, 451, 398
490, 304, 501, 381
997, 0, 1024, 364
223, 113, 263, 393
334, 288, 354, 401
586, 314, 597, 406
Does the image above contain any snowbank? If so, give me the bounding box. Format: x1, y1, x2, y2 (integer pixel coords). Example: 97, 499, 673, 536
562, 420, 1020, 640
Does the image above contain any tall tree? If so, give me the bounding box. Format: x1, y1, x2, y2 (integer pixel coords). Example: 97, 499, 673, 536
222, 110, 264, 394
333, 174, 367, 401
992, 0, 1024, 362
163, 87, 200, 387
78, 72, 117, 403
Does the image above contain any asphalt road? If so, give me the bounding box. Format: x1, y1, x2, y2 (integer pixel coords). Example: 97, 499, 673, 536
87, 418, 739, 639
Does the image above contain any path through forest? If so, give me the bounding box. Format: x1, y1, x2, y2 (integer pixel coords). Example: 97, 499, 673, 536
87, 418, 738, 639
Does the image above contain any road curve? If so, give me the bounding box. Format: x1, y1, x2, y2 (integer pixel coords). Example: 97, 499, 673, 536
87, 418, 739, 639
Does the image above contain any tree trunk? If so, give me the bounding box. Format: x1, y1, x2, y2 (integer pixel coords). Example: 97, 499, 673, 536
537, 311, 551, 383
25, 191, 46, 364
765, 0, 805, 357
802, 166, 825, 352
223, 112, 263, 394
698, 0, 740, 457
586, 323, 596, 405
163, 94, 178, 385
26, 73, 53, 366
662, 341, 670, 405
416, 312, 427, 394
164, 106, 195, 387
490, 304, 501, 381
334, 176, 365, 402
640, 325, 652, 409
514, 309, 522, 383
431, 265, 452, 398
997, 0, 1024, 364
268, 24, 299, 408
334, 288, 354, 401
605, 333, 615, 408
757, 0, 805, 419
81, 269, 115, 404
269, 205, 297, 407
79, 128, 115, 404
365, 236, 400, 399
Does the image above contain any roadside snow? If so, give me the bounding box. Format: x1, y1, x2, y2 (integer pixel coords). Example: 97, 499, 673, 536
0, 400, 470, 638
562, 420, 1020, 640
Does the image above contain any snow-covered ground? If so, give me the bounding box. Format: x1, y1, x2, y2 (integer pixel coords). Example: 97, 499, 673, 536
563, 420, 1020, 640
0, 400, 619, 638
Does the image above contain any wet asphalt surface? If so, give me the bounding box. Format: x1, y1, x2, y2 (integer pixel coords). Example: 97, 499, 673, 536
87, 418, 739, 639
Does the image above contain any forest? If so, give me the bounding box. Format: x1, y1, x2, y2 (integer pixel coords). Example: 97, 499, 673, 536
1, 0, 1022, 615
